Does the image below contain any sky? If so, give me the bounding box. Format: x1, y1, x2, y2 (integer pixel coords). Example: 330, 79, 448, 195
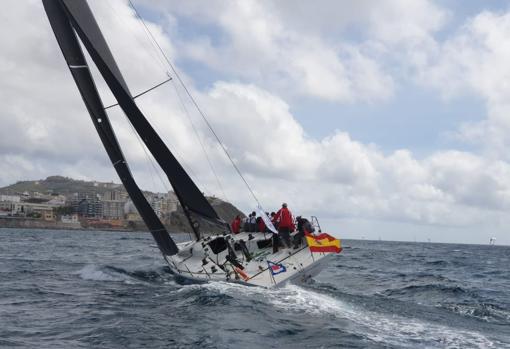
1, 0, 510, 245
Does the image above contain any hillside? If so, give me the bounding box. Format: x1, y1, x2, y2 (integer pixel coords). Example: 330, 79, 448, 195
0, 176, 123, 196
0, 176, 245, 232
168, 200, 245, 234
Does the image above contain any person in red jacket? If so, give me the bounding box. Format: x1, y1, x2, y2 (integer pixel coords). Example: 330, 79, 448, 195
257, 216, 266, 233
274, 203, 293, 249
231, 215, 241, 234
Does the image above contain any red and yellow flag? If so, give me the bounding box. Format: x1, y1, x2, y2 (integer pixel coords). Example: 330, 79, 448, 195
305, 232, 342, 253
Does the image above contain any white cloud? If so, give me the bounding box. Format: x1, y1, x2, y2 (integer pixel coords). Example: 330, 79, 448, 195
140, 0, 397, 103
417, 11, 510, 158
188, 82, 510, 233
2, 1, 510, 243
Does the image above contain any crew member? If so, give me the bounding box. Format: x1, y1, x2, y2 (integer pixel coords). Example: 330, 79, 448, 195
242, 215, 249, 232
270, 212, 278, 229
294, 216, 313, 248
274, 203, 293, 248
231, 215, 241, 234
257, 215, 266, 232
249, 212, 257, 232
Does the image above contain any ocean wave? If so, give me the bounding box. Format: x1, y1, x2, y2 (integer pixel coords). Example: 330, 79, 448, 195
424, 260, 449, 267
4, 230, 509, 348
181, 281, 502, 348
440, 302, 510, 324
381, 283, 469, 298
76, 264, 134, 283
75, 264, 173, 285
278, 285, 502, 348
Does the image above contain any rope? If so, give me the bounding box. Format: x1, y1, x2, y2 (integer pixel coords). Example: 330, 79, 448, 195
171, 79, 229, 202
108, 0, 211, 198
127, 0, 262, 208
105, 0, 168, 75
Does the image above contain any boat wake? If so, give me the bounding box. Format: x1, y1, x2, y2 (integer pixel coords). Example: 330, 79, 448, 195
180, 281, 502, 348
3, 230, 509, 348
73, 262, 507, 348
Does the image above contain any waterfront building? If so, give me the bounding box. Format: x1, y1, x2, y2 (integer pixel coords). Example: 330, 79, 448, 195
76, 198, 103, 218
102, 200, 125, 219
0, 195, 21, 203
47, 195, 66, 206
124, 200, 142, 222
61, 214, 79, 224
71, 192, 103, 218
101, 190, 127, 219
15, 202, 56, 221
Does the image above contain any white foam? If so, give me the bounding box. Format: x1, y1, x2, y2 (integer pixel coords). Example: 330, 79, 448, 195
188, 282, 503, 348
274, 285, 500, 348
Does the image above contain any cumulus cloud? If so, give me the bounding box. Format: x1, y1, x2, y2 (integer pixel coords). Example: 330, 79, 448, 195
139, 0, 397, 103
190, 82, 510, 232
416, 11, 510, 158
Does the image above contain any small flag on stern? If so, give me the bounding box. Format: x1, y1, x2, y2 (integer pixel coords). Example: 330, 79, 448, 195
267, 261, 287, 275
305, 232, 342, 253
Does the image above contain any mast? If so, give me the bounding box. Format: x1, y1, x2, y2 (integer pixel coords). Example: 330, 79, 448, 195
42, 0, 178, 255
55, 0, 227, 240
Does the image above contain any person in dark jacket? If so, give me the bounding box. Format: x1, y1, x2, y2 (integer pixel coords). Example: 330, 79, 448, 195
270, 212, 278, 229
270, 211, 279, 252
248, 211, 257, 232
294, 216, 314, 248
242, 214, 250, 232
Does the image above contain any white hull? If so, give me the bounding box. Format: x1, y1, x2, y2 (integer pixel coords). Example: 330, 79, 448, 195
164, 232, 334, 287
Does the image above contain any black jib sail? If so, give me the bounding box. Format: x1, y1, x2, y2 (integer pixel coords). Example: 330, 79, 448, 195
43, 0, 226, 242
60, 0, 225, 239
42, 0, 180, 255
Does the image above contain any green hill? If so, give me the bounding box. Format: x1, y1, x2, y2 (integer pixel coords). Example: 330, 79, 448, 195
0, 176, 123, 196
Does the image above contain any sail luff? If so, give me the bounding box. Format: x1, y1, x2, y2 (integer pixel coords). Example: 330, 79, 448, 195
42, 0, 178, 256
59, 0, 225, 237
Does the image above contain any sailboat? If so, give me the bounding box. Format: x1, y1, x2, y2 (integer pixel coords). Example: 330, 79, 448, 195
42, 0, 342, 287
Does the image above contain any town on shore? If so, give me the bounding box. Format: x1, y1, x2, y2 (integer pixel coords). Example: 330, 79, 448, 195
0, 176, 241, 232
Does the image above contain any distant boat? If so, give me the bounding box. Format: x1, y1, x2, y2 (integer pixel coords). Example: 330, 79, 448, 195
489, 237, 496, 245
42, 0, 342, 287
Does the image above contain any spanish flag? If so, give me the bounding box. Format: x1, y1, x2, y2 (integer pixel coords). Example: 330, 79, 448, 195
305, 232, 342, 253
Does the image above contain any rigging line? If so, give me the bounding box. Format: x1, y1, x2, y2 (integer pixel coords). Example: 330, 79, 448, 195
126, 100, 211, 199
99, 3, 198, 201
171, 79, 229, 203
104, 0, 168, 75
84, 11, 168, 204
108, 107, 165, 196
127, 0, 262, 208
118, 103, 209, 199
126, 0, 227, 203
104, 76, 172, 110
125, 0, 213, 201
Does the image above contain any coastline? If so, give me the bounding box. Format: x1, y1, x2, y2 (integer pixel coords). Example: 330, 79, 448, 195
0, 216, 145, 233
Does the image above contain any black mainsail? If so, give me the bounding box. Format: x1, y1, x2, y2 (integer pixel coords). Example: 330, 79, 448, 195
43, 0, 223, 252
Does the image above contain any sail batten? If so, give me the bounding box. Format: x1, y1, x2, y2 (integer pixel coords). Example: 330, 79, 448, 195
42, 0, 178, 255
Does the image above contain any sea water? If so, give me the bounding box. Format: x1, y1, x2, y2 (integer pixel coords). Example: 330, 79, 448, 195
0, 228, 509, 348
